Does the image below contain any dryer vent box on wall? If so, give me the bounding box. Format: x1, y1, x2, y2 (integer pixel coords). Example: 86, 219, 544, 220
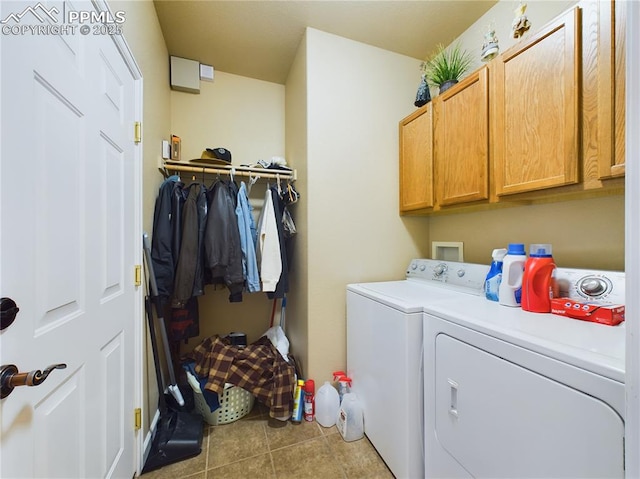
170, 56, 200, 94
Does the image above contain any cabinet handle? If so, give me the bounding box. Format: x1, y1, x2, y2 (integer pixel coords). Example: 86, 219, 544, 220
448, 378, 459, 418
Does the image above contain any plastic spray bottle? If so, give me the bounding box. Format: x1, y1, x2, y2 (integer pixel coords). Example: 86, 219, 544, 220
303, 379, 315, 422
332, 371, 352, 403
485, 248, 507, 302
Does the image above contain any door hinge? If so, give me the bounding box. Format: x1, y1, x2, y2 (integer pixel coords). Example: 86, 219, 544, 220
134, 122, 141, 144
134, 265, 142, 286
134, 408, 141, 430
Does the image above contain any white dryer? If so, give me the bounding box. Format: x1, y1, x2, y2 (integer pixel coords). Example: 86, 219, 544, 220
347, 260, 489, 479
423, 268, 626, 478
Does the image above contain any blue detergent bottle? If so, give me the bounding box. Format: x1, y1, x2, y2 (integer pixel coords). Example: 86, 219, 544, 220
485, 248, 507, 301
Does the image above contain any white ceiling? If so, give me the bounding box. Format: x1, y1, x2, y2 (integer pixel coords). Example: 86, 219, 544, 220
153, 1, 498, 85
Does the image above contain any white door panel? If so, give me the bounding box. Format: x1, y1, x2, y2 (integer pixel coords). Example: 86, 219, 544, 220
0, 1, 141, 477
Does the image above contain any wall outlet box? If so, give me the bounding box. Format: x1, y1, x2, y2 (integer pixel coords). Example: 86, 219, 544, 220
432, 241, 464, 262
200, 64, 214, 82
162, 140, 170, 159
170, 56, 200, 94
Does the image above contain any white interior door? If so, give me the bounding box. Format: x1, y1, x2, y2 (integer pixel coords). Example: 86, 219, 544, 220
0, 1, 142, 477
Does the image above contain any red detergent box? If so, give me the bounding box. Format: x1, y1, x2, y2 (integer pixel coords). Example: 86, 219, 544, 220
551, 298, 625, 326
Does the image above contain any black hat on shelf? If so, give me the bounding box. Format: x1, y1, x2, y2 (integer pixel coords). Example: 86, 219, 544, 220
204, 147, 231, 163
191, 147, 232, 165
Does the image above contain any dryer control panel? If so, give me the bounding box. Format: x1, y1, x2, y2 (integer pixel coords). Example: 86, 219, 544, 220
556, 268, 625, 304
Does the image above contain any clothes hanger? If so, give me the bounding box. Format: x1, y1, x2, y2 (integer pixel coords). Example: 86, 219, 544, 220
248, 174, 259, 195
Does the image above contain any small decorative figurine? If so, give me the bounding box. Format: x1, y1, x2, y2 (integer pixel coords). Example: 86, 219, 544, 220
414, 73, 431, 107
481, 24, 500, 62
512, 2, 532, 39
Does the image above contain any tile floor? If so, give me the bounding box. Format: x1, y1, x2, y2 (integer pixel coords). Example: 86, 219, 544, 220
142, 403, 395, 479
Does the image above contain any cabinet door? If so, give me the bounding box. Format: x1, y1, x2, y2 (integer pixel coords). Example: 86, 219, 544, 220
597, 0, 626, 178
434, 67, 489, 206
493, 8, 580, 196
399, 104, 434, 213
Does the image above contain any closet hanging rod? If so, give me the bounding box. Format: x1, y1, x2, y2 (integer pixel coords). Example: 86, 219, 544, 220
161, 161, 296, 181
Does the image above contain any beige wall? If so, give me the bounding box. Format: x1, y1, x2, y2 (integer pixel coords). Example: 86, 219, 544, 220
301, 28, 431, 383
429, 195, 625, 270
284, 33, 309, 376
113, 0, 172, 437
170, 72, 285, 163
428, 0, 625, 272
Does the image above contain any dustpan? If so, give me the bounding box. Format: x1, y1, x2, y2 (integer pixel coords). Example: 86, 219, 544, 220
142, 233, 203, 473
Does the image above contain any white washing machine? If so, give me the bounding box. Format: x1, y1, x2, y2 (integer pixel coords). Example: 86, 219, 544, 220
347, 260, 489, 479
424, 268, 626, 478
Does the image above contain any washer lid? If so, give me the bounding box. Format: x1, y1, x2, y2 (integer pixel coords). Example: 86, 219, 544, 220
347, 280, 469, 313
426, 295, 625, 382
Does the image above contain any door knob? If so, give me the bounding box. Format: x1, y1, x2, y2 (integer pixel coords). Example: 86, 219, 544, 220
0, 297, 19, 330
0, 363, 67, 399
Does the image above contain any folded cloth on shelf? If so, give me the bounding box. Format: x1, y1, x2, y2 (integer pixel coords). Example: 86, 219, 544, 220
191, 334, 295, 419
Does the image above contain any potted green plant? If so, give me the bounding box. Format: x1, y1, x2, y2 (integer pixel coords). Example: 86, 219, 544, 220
422, 42, 474, 94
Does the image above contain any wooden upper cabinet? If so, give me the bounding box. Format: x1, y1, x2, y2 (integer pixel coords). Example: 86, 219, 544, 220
597, 0, 625, 178
493, 8, 581, 196
399, 103, 434, 213
434, 67, 489, 206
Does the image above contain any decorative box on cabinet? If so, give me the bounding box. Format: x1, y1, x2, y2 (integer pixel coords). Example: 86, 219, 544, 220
399, 103, 434, 213
492, 8, 581, 196
434, 67, 489, 206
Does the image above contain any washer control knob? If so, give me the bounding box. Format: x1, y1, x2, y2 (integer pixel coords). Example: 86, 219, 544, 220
457, 269, 465, 278
410, 262, 417, 270
434, 263, 447, 277
419, 264, 426, 272
579, 277, 608, 297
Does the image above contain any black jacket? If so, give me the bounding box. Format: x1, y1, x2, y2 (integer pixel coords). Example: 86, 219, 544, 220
203, 180, 244, 302
150, 175, 185, 302
172, 182, 208, 307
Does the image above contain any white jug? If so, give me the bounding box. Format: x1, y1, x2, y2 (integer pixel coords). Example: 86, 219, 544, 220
336, 393, 364, 441
315, 381, 340, 427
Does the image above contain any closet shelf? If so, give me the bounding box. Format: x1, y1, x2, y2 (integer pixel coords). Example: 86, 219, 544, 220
161, 160, 296, 181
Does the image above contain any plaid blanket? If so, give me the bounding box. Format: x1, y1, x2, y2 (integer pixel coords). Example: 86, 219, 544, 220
192, 335, 295, 419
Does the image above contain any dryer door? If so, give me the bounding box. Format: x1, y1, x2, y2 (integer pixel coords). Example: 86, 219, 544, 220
434, 333, 624, 478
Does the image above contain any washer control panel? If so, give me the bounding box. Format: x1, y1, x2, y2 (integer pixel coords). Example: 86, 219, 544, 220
407, 260, 488, 293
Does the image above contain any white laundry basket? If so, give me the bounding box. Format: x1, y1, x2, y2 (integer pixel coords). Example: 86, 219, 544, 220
186, 370, 255, 425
